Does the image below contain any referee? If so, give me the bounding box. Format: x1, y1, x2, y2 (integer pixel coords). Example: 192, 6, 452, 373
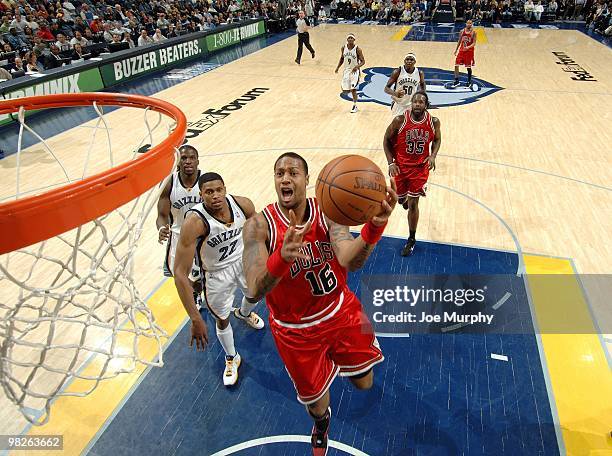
295, 10, 315, 65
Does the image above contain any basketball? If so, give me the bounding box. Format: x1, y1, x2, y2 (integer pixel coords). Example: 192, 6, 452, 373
315, 155, 387, 226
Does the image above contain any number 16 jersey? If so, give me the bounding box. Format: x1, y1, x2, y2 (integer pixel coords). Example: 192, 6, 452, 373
262, 198, 348, 325
189, 195, 246, 272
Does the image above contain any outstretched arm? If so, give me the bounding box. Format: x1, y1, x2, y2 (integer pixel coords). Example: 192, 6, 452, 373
327, 180, 398, 272
419, 70, 426, 92
334, 46, 344, 73
355, 46, 365, 72
384, 68, 401, 97
425, 117, 442, 171
174, 212, 209, 350
156, 177, 172, 243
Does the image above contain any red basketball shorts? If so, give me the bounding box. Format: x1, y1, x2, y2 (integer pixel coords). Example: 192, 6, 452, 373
455, 49, 475, 68
394, 163, 429, 199
269, 290, 384, 405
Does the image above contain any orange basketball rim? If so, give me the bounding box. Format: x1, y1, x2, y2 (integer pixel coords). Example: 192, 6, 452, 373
0, 93, 187, 255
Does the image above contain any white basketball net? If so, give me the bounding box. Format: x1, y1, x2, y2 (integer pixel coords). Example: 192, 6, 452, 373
0, 99, 179, 425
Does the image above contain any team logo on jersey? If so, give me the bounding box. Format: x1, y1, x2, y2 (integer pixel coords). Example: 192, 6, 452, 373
340, 67, 502, 108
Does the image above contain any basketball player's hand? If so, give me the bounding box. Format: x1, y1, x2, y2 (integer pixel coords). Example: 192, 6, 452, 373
395, 89, 405, 98
425, 155, 436, 171
158, 224, 170, 243
280, 209, 312, 262
388, 163, 400, 177
351, 67, 359, 74
190, 317, 208, 351
371, 179, 398, 227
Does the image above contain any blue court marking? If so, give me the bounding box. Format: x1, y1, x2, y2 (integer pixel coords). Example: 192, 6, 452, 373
88, 238, 559, 456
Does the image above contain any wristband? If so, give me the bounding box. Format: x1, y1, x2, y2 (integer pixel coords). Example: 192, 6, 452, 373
361, 220, 387, 245
158, 226, 167, 232
266, 249, 291, 278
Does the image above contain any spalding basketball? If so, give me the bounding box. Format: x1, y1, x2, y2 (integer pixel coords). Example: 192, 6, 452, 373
315, 155, 387, 226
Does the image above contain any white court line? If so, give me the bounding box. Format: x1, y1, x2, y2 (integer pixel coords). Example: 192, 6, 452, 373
209, 435, 370, 456
491, 353, 509, 362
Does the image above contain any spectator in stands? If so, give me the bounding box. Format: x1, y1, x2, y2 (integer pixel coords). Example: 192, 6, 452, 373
10, 56, 25, 74
524, 0, 535, 19
138, 29, 153, 46
167, 23, 178, 37
55, 33, 71, 51
0, 67, 12, 80
26, 15, 39, 32
32, 35, 47, 54
24, 52, 42, 72
152, 28, 166, 41
573, 0, 586, 18
90, 16, 102, 34
157, 12, 170, 29
71, 42, 89, 60
70, 30, 89, 47
80, 4, 94, 23
0, 16, 10, 34
534, 0, 544, 20
36, 21, 55, 40
45, 44, 65, 68
318, 5, 328, 21
548, 0, 559, 15
7, 27, 28, 50
2, 43, 12, 54
10, 12, 28, 32
102, 22, 114, 42
123, 32, 136, 48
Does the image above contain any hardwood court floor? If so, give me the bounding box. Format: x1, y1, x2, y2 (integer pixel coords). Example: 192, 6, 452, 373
0, 24, 610, 454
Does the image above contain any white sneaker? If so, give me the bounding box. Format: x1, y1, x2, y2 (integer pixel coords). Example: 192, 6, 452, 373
223, 353, 241, 386
351, 105, 358, 113
234, 308, 264, 330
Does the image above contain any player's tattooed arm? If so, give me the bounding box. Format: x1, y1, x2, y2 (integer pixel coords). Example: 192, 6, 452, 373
242, 213, 280, 301
327, 218, 375, 272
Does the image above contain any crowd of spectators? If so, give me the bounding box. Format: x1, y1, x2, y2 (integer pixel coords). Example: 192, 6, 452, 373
319, 0, 609, 31
0, 0, 609, 80
0, 0, 286, 79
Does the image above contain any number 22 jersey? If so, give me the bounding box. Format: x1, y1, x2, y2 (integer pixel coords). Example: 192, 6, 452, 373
262, 198, 348, 325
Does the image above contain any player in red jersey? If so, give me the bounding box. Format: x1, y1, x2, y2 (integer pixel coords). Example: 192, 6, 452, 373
383, 91, 442, 256
452, 19, 477, 87
242, 152, 397, 456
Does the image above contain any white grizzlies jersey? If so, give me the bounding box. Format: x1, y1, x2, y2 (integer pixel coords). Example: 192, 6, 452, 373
169, 170, 202, 234
343, 44, 358, 70
190, 195, 246, 272
395, 65, 421, 100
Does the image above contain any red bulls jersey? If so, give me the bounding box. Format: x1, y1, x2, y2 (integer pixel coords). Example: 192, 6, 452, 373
262, 198, 348, 325
460, 28, 475, 51
393, 110, 435, 167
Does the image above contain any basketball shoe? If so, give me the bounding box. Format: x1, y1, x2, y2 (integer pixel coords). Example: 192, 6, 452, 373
451, 79, 460, 87
311, 407, 331, 456
233, 308, 264, 329
401, 238, 416, 256
351, 105, 358, 113
223, 353, 241, 386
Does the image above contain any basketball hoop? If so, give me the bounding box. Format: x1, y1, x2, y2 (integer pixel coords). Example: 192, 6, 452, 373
0, 93, 186, 424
